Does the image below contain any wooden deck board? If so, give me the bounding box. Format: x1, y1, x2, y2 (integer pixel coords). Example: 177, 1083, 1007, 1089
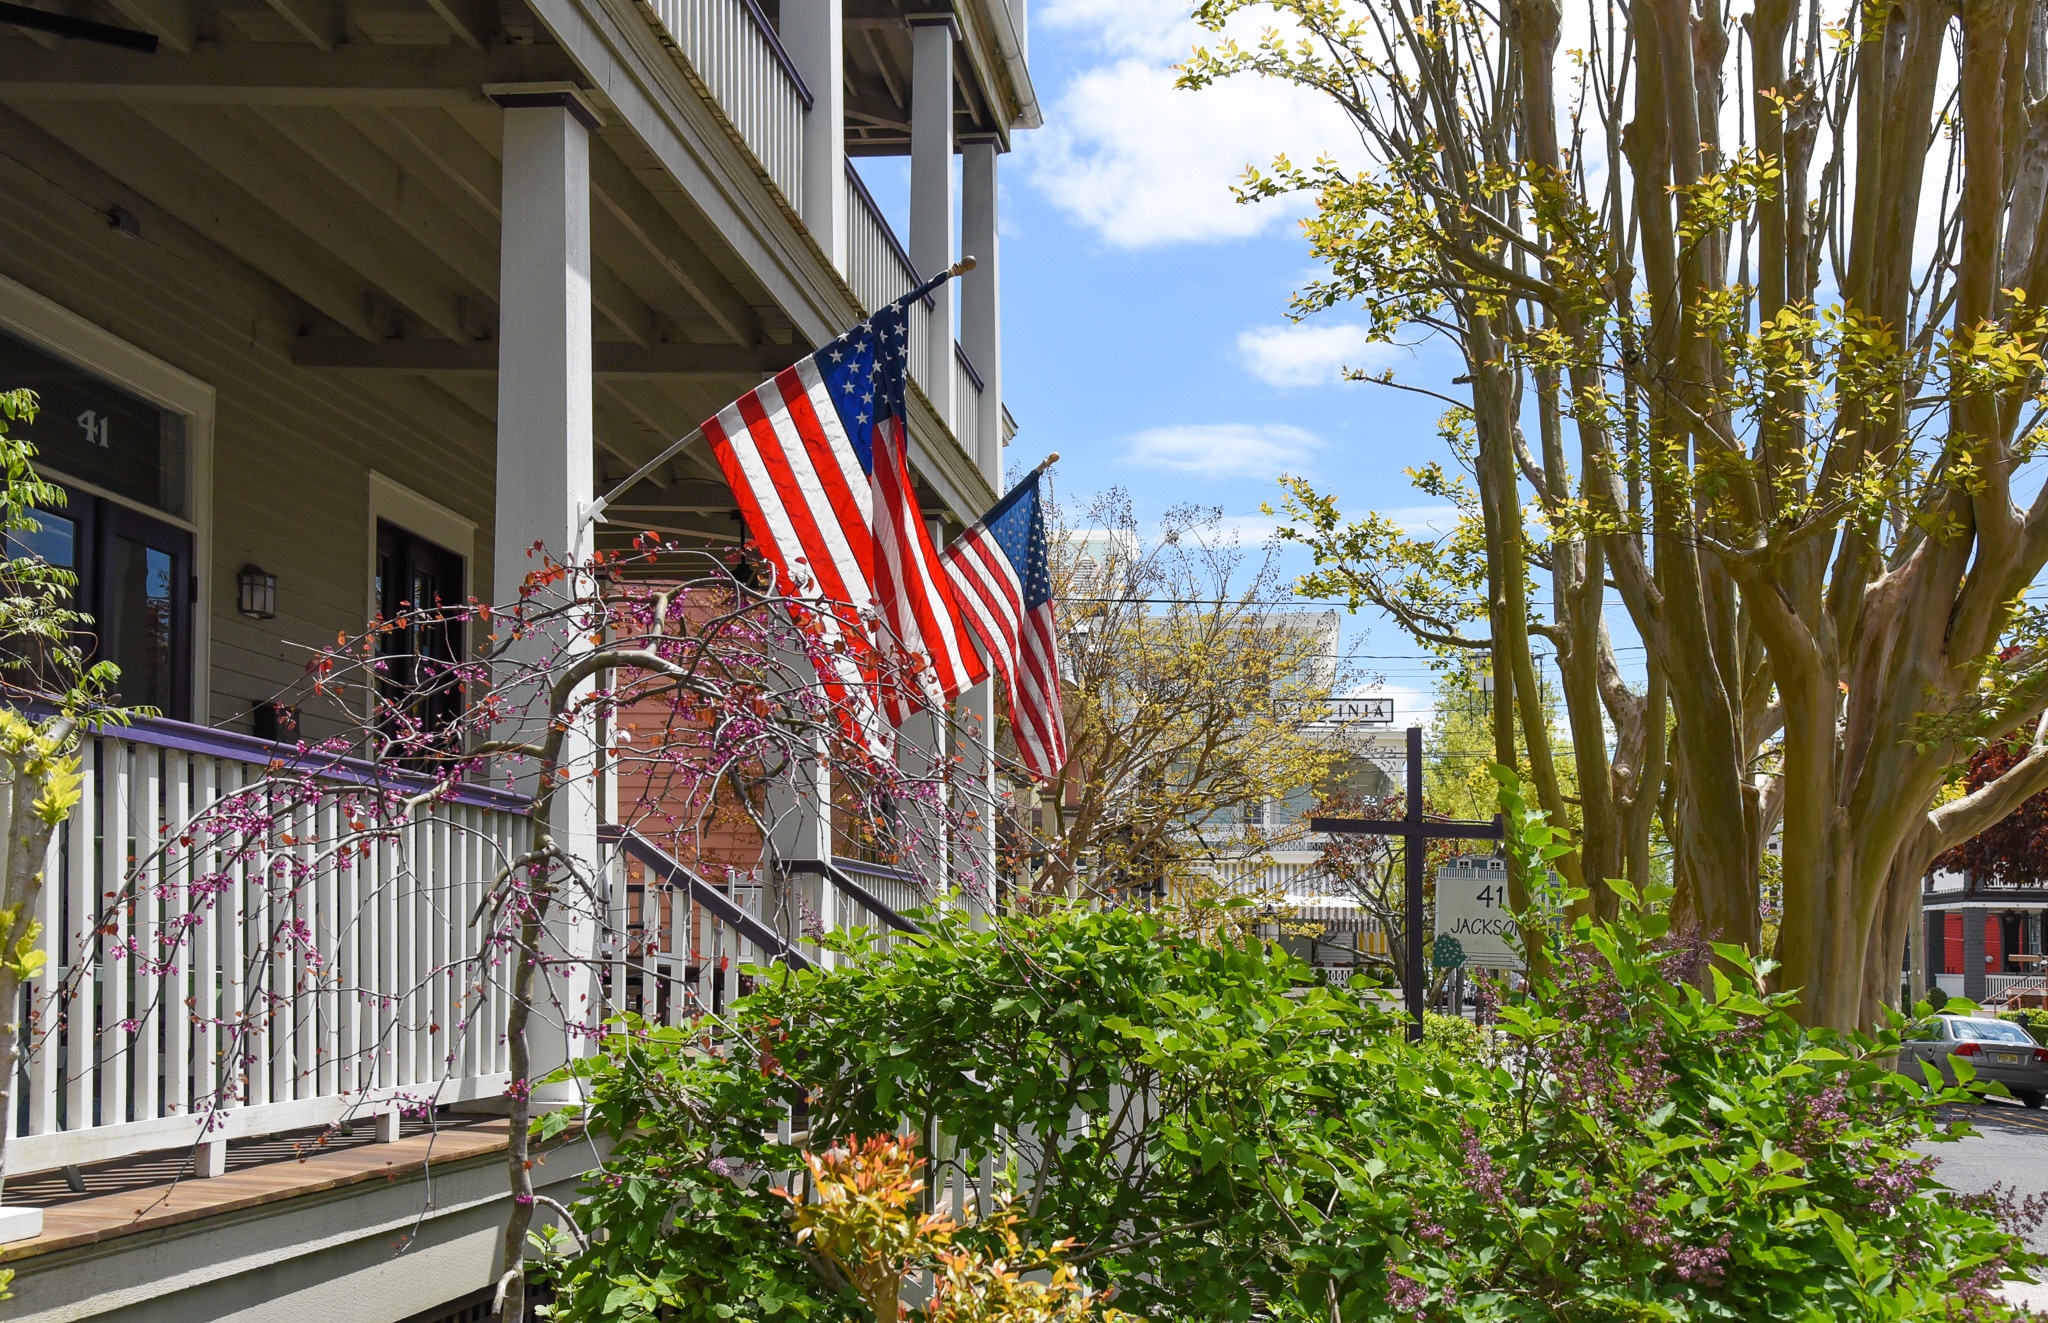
1, 1119, 517, 1263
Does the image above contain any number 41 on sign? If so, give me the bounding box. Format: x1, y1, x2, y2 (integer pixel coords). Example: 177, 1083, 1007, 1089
1432, 856, 1524, 972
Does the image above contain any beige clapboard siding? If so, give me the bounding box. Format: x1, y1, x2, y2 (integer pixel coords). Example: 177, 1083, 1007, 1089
0, 143, 498, 742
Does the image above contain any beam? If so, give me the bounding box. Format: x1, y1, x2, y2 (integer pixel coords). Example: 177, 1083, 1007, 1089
422, 0, 494, 51
96, 0, 190, 52
9, 101, 384, 340
372, 106, 657, 346
135, 103, 474, 341
292, 337, 801, 376
259, 0, 342, 50
0, 43, 578, 104
252, 105, 499, 302
587, 146, 763, 347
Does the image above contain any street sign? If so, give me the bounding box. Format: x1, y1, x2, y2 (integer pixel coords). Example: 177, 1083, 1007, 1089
1308, 727, 1505, 1040
1433, 856, 1522, 971
1275, 696, 1394, 724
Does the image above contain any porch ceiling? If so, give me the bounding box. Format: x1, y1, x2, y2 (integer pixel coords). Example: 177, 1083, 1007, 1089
0, 20, 808, 529
841, 0, 1003, 155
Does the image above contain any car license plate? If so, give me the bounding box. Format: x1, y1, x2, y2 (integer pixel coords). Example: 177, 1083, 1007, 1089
1997, 1052, 2022, 1064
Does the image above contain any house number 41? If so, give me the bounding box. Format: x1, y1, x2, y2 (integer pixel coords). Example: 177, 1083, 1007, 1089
76, 410, 110, 448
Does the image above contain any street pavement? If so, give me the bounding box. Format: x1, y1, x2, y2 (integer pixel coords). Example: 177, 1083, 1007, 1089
1928, 1097, 2048, 1251
1925, 1098, 2048, 1311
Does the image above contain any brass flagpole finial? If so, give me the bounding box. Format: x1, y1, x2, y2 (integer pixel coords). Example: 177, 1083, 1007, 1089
949, 256, 979, 276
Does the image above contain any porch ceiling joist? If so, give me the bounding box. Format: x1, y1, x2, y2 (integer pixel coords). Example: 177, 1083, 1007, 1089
365, 105, 658, 348
97, 0, 193, 53
260, 0, 344, 51
0, 44, 579, 105
133, 102, 478, 341
9, 100, 388, 340
292, 338, 800, 377
588, 144, 761, 349
251, 104, 499, 307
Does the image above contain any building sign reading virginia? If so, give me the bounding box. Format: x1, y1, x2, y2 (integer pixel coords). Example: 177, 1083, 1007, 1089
1433, 856, 1523, 971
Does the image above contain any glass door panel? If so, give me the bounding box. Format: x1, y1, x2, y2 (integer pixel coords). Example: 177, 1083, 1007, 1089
97, 502, 190, 720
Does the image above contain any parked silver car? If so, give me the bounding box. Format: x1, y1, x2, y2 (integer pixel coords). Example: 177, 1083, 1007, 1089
1903, 1013, 2048, 1107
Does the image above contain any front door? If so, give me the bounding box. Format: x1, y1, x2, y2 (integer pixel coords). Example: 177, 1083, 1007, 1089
10, 487, 192, 720
96, 499, 192, 720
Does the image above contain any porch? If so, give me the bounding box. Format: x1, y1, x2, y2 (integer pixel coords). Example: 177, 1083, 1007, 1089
0, 0, 1025, 1310
1924, 888, 2048, 1006
0, 711, 921, 1316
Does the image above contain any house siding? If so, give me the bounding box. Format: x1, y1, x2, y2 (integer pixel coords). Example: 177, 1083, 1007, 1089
0, 117, 498, 741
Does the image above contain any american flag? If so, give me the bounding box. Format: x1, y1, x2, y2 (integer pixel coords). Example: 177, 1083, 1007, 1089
940, 469, 1068, 781
701, 279, 984, 740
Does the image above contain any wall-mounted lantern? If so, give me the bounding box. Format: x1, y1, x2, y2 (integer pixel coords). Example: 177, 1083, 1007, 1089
237, 565, 276, 619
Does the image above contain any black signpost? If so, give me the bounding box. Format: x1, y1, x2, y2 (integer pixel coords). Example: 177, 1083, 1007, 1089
1308, 725, 1505, 1040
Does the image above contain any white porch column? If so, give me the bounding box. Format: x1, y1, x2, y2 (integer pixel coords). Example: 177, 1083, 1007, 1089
909, 14, 955, 420
490, 89, 598, 1083
783, 0, 846, 269
897, 516, 952, 896
960, 138, 1002, 486
763, 746, 836, 962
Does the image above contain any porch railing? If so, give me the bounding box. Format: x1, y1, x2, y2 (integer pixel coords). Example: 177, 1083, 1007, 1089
953, 344, 984, 459
1987, 972, 2048, 1006
604, 826, 810, 1026
652, 0, 809, 205
785, 858, 924, 957
9, 716, 532, 1175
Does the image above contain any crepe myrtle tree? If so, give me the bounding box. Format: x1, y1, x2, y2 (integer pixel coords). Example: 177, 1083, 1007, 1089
32, 535, 995, 1318
0, 391, 129, 1209
1186, 0, 2048, 1027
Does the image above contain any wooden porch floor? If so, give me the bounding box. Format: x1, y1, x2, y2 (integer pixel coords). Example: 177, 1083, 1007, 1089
0, 1115, 520, 1263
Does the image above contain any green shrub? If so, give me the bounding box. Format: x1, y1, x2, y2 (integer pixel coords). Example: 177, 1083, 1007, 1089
539, 776, 2045, 1321
2000, 1007, 2048, 1038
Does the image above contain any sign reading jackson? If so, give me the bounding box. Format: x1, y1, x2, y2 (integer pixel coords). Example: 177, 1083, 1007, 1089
1432, 857, 1523, 972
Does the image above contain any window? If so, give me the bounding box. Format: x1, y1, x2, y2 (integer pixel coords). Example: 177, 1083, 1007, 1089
0, 315, 197, 717
0, 325, 186, 519
1953, 1019, 2036, 1045
375, 520, 467, 738
0, 279, 210, 722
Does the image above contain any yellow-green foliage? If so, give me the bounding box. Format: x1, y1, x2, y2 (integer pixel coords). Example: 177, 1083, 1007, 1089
0, 708, 83, 828
0, 906, 43, 983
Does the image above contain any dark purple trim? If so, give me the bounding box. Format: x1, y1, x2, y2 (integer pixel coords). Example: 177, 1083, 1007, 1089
844, 161, 936, 311
953, 342, 983, 393
736, 0, 815, 112
47, 706, 532, 814
486, 90, 603, 135
605, 826, 811, 968
784, 859, 924, 935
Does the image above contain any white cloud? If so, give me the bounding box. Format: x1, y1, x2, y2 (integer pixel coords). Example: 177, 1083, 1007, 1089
1122, 423, 1323, 478
1018, 4, 1358, 247
1037, 0, 1194, 61
1237, 322, 1397, 387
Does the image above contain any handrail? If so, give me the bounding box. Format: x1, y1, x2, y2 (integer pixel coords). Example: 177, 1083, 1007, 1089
735, 0, 814, 110
24, 704, 532, 814
783, 858, 924, 935
845, 161, 934, 310
954, 342, 984, 394
605, 825, 813, 970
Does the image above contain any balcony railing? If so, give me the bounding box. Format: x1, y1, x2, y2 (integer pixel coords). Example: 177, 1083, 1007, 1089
954, 343, 985, 460
652, 0, 809, 205
848, 162, 992, 449
9, 716, 532, 1174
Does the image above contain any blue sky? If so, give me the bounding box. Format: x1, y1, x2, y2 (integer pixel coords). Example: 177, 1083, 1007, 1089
858, 0, 1469, 721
